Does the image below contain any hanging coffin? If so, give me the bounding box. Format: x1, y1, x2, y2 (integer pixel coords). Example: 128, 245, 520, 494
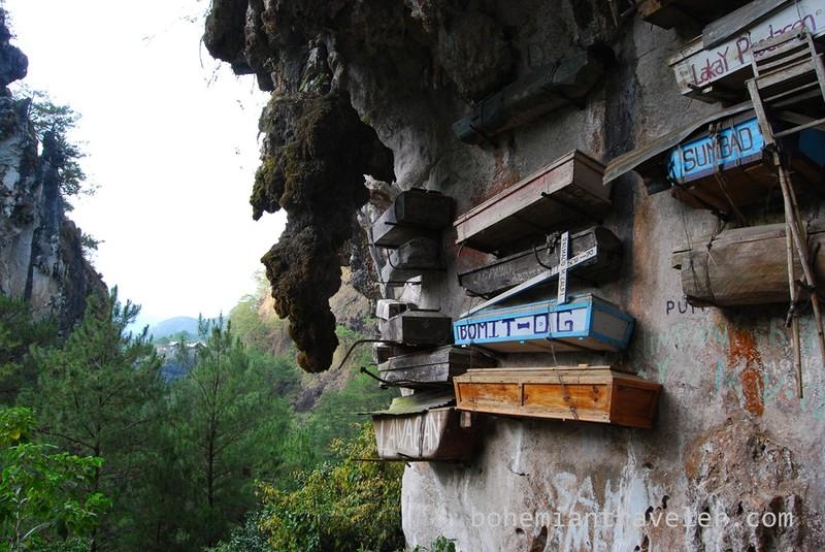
636, 0, 751, 30
453, 294, 634, 353
371, 390, 478, 461
380, 237, 444, 286
666, 113, 822, 211
382, 310, 454, 347
458, 226, 623, 298
453, 366, 662, 428
370, 189, 454, 248
668, 0, 825, 103
452, 48, 608, 145
378, 345, 498, 387
672, 220, 825, 306
373, 342, 426, 364
454, 150, 611, 255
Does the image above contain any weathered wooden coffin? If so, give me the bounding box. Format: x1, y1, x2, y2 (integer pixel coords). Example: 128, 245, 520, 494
637, 0, 751, 30
672, 221, 825, 306
373, 342, 425, 364
454, 151, 611, 254
665, 114, 822, 211
452, 48, 607, 145
375, 299, 417, 321
371, 189, 454, 248
378, 345, 498, 386
458, 226, 623, 297
371, 390, 478, 461
383, 310, 454, 347
668, 0, 825, 102
380, 237, 444, 286
453, 366, 662, 428
453, 294, 634, 353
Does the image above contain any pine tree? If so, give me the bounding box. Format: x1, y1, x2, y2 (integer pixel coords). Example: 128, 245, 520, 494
31, 288, 162, 551
167, 317, 290, 549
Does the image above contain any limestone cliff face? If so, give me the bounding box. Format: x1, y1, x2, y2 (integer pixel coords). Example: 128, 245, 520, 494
0, 11, 103, 329
205, 1, 825, 550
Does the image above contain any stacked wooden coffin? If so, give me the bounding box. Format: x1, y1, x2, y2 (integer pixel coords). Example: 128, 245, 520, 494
370, 189, 453, 286
446, 150, 661, 429
371, 389, 480, 461
370, 300, 496, 461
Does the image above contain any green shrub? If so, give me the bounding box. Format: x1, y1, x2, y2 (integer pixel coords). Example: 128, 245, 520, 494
257, 423, 404, 552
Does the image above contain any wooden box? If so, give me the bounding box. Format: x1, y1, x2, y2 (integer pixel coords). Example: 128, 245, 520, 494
371, 390, 478, 461
672, 221, 825, 306
373, 342, 425, 364
666, 114, 822, 211
376, 299, 417, 321
453, 294, 634, 353
453, 151, 611, 254
381, 237, 443, 286
371, 189, 454, 248
452, 49, 606, 145
453, 366, 662, 428
383, 310, 453, 347
458, 226, 623, 297
668, 0, 825, 102
378, 345, 498, 387
637, 0, 750, 30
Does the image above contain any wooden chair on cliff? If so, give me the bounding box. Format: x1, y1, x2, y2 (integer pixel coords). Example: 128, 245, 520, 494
746, 30, 825, 397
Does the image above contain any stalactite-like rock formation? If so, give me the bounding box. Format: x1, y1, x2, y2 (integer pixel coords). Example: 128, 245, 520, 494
252, 93, 394, 372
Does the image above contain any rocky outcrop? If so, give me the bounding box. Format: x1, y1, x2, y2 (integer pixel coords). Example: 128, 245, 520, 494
253, 92, 394, 373
0, 9, 103, 330
205, 0, 825, 550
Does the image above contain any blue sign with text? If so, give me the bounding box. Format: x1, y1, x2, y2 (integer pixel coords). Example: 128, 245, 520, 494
669, 117, 764, 184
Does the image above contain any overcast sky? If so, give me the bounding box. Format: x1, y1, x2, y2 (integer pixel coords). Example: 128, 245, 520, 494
4, 0, 286, 328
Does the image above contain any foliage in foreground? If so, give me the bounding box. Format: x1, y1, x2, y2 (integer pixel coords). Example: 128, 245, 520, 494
256, 423, 404, 552
0, 407, 109, 552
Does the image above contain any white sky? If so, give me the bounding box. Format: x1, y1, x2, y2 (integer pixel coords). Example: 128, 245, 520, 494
4, 0, 286, 327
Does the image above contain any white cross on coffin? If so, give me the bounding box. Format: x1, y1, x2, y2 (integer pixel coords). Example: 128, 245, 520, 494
461, 231, 598, 318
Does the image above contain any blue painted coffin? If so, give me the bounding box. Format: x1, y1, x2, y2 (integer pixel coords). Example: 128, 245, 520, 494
668, 117, 765, 185
453, 294, 634, 353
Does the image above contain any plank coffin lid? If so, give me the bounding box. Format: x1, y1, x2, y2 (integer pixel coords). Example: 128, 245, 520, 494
380, 237, 443, 286
452, 294, 634, 353
453, 366, 662, 428
370, 189, 454, 248
454, 150, 611, 254
672, 220, 825, 306
636, 0, 752, 30
382, 310, 454, 347
378, 345, 498, 387
451, 48, 607, 145
458, 226, 623, 298
370, 390, 477, 461
667, 0, 825, 102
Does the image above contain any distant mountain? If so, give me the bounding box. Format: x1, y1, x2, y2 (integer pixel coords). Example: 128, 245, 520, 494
149, 316, 200, 341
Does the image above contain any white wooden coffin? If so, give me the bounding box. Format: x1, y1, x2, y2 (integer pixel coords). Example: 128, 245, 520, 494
371, 390, 478, 461
453, 294, 634, 353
